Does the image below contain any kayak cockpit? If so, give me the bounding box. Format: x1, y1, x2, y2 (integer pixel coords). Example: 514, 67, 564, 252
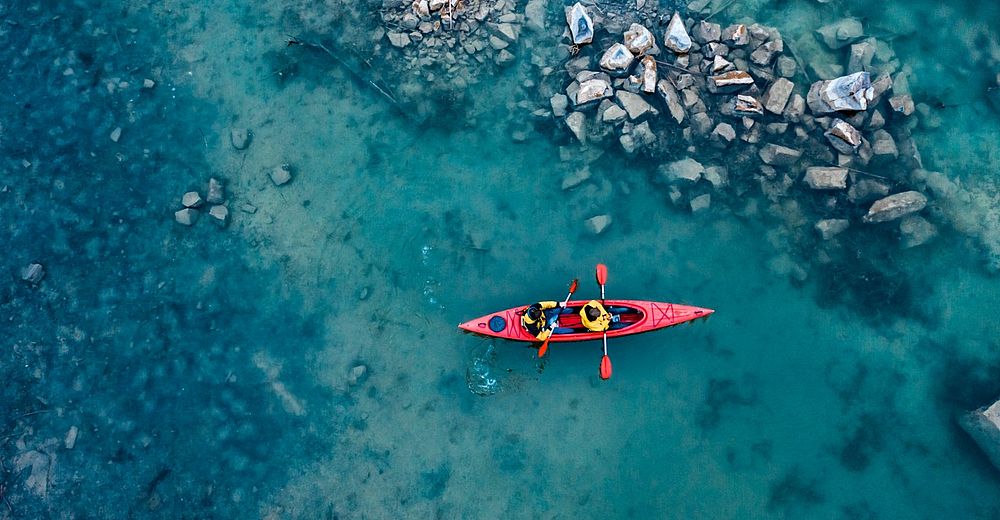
548, 304, 645, 335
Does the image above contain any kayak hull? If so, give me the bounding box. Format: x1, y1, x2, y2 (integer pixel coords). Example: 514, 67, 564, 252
458, 299, 713, 343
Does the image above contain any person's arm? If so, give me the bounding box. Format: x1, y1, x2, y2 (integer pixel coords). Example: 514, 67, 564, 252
538, 301, 559, 310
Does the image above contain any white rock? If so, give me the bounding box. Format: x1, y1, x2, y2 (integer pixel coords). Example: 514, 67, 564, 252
110, 126, 122, 142
862, 191, 927, 223
182, 191, 203, 208
207, 177, 225, 204
712, 123, 736, 142
690, 193, 711, 213
711, 55, 735, 73
209, 205, 229, 226
142, 78, 156, 89
806, 72, 873, 114
599, 43, 635, 74
65, 426, 79, 449
663, 12, 692, 53
660, 157, 704, 184
348, 364, 368, 385
815, 219, 849, 240
566, 3, 594, 45
585, 214, 612, 234
576, 77, 612, 105
624, 23, 655, 55
639, 56, 657, 94
174, 208, 199, 226
803, 167, 848, 190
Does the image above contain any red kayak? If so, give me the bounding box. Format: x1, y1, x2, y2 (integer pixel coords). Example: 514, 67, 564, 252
458, 299, 714, 343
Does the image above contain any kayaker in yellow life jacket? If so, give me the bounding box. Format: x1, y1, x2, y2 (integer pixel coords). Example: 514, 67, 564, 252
522, 301, 566, 341
581, 300, 612, 332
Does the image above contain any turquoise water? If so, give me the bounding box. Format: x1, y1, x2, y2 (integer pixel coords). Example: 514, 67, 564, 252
3, 0, 1000, 517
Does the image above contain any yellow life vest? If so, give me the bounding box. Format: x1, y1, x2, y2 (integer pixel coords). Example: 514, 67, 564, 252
522, 301, 559, 340
580, 300, 611, 332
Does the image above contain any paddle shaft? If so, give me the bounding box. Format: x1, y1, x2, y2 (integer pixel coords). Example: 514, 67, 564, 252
596, 264, 612, 380
538, 279, 579, 358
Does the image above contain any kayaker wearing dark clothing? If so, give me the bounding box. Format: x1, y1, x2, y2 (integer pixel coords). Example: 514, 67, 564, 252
581, 300, 612, 332
522, 301, 566, 341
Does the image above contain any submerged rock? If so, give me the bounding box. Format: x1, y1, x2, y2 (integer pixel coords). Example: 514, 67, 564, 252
566, 111, 586, 142
270, 164, 293, 186
230, 128, 251, 150
803, 167, 848, 190
174, 208, 199, 226
663, 12, 692, 53
871, 129, 898, 159
758, 144, 801, 166
899, 215, 937, 248
550, 94, 569, 117
690, 193, 711, 213
599, 43, 635, 75
862, 191, 927, 223
815, 18, 864, 50
207, 177, 225, 204
601, 102, 627, 124
209, 205, 229, 227
807, 72, 873, 114
182, 191, 203, 208
660, 157, 705, 184
21, 263, 45, 284
566, 3, 594, 45
624, 23, 655, 55
585, 214, 612, 234
889, 94, 915, 116
815, 219, 850, 240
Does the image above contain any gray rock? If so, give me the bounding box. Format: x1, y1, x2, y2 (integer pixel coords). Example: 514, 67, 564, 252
207, 178, 225, 204
348, 364, 368, 385
806, 72, 873, 114
566, 3, 594, 45
815, 219, 850, 240
847, 40, 875, 72
661, 157, 705, 184
862, 191, 927, 223
899, 215, 937, 248
550, 94, 569, 117
20, 263, 44, 284
690, 112, 713, 135
142, 78, 156, 89
601, 103, 627, 124
387, 31, 411, 48
692, 21, 721, 44
703, 166, 728, 188
761, 77, 794, 114
750, 40, 783, 66
209, 205, 229, 227
496, 49, 515, 66
824, 119, 862, 154
525, 0, 546, 32
566, 111, 586, 142
959, 398, 1000, 474
803, 167, 848, 190
889, 94, 914, 116
575, 77, 613, 105
621, 121, 656, 154
663, 12, 692, 53
815, 18, 863, 50
600, 43, 635, 75
182, 191, 203, 208
734, 95, 764, 116
65, 425, 79, 449
712, 122, 736, 142
110, 126, 122, 143
871, 129, 898, 158
708, 70, 754, 93
585, 214, 612, 234
230, 128, 251, 150
690, 193, 711, 213
624, 23, 655, 55
722, 24, 749, 46
758, 143, 801, 166
776, 56, 797, 78
270, 164, 293, 186
175, 208, 199, 226
615, 90, 657, 120
868, 109, 885, 130
562, 166, 592, 190
711, 55, 735, 73
656, 80, 686, 123
703, 42, 730, 59
784, 93, 806, 122
489, 36, 509, 50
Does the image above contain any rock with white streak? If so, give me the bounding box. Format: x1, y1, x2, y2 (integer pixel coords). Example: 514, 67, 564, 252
806, 72, 873, 114
599, 43, 635, 75
761, 77, 794, 114
624, 23, 655, 55
663, 12, 692, 53
734, 95, 764, 116
824, 119, 862, 154
815, 219, 849, 240
803, 167, 848, 190
862, 191, 927, 223
708, 70, 754, 93
615, 90, 657, 120
721, 24, 749, 46
639, 56, 657, 94
656, 80, 686, 123
566, 3, 594, 45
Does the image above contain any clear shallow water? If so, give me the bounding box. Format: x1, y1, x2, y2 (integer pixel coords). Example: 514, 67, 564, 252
2, 0, 1000, 518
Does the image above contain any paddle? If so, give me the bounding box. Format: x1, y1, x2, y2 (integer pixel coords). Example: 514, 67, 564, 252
538, 278, 579, 358
596, 263, 612, 380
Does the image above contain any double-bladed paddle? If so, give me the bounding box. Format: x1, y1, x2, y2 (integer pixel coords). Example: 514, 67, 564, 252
596, 263, 612, 380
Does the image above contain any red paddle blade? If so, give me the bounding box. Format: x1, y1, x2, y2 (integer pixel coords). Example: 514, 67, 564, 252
600, 355, 612, 380
596, 264, 608, 285
569, 279, 579, 293
538, 339, 550, 358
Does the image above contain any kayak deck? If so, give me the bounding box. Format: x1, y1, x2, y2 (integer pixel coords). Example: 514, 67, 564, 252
458, 299, 713, 343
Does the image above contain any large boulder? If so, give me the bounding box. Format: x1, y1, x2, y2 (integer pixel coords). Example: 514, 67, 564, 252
599, 43, 635, 75
806, 72, 873, 114
624, 23, 655, 55
575, 76, 613, 105
656, 80, 686, 123
565, 3, 594, 45
615, 90, 658, 120
660, 158, 705, 184
566, 111, 587, 142
803, 167, 848, 190
691, 21, 721, 44
663, 12, 692, 53
862, 191, 927, 223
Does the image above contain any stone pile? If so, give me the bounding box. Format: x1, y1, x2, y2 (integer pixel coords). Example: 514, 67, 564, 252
538, 5, 943, 251
175, 177, 230, 228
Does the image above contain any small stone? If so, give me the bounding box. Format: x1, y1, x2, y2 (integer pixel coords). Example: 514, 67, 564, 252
240, 203, 258, 214
899, 215, 937, 248
348, 364, 368, 385
862, 191, 927, 223
182, 191, 203, 208
174, 208, 199, 226
712, 122, 736, 142
110, 127, 122, 142
663, 12, 692, 53
65, 426, 79, 449
209, 205, 229, 226
21, 263, 45, 284
889, 94, 915, 116
803, 167, 848, 190
711, 55, 735, 73
692, 21, 721, 44
761, 77, 794, 114
207, 178, 225, 204
639, 56, 657, 94
230, 128, 251, 150
815, 219, 849, 240
750, 40, 783, 66
624, 24, 655, 55
758, 143, 801, 166
660, 157, 704, 184
585, 214, 613, 234
784, 94, 806, 122
690, 193, 711, 213
142, 78, 156, 89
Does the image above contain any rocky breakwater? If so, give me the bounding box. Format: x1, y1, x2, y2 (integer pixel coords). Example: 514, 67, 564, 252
537, 6, 954, 259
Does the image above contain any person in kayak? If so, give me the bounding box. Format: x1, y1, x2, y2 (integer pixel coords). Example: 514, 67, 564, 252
522, 301, 566, 340
581, 300, 612, 332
